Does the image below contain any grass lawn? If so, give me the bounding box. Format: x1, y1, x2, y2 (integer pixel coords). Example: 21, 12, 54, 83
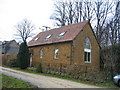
2, 66, 119, 88
1, 73, 32, 88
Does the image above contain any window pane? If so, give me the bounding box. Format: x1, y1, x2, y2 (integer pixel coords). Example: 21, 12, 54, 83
88, 52, 90, 62
84, 52, 87, 61
40, 48, 44, 58
85, 38, 91, 49
59, 32, 66, 36
84, 38, 91, 63
34, 37, 39, 41
45, 34, 52, 40
58, 31, 66, 38
54, 48, 59, 59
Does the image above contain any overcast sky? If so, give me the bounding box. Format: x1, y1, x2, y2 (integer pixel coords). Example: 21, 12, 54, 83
0, 0, 54, 42
0, 0, 116, 43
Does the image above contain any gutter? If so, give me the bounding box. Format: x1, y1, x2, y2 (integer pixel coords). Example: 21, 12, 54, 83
28, 40, 72, 48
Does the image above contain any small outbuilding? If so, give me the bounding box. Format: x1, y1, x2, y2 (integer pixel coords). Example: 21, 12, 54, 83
1, 40, 19, 54
1, 40, 19, 65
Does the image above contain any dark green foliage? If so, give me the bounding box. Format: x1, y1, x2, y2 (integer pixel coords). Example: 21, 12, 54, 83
35, 63, 42, 73
7, 58, 18, 67
26, 63, 42, 73
100, 43, 120, 74
111, 43, 120, 73
17, 42, 30, 69
38, 69, 112, 83
27, 67, 37, 72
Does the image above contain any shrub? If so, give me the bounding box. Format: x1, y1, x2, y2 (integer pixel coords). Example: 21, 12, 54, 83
42, 69, 47, 73
7, 58, 18, 67
73, 75, 79, 79
64, 74, 68, 77
47, 70, 50, 74
17, 42, 30, 69
35, 63, 42, 73
100, 43, 120, 74
50, 71, 56, 75
60, 73, 65, 77
55, 72, 59, 76
27, 67, 36, 72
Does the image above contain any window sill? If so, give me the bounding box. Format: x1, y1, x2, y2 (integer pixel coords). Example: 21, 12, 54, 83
84, 61, 91, 63
54, 58, 58, 60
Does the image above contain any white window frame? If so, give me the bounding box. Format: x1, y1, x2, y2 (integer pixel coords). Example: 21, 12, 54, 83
34, 37, 39, 41
45, 34, 52, 40
54, 48, 59, 59
32, 37, 39, 42
84, 49, 91, 63
40, 48, 44, 59
58, 31, 66, 38
84, 38, 91, 63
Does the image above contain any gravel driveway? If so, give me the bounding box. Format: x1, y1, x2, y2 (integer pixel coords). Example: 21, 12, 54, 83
0, 66, 99, 88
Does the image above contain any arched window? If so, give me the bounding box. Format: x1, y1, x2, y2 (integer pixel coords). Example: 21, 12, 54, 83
54, 48, 59, 59
84, 38, 91, 63
40, 48, 44, 59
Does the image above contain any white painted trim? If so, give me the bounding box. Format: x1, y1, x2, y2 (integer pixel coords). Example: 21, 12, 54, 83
84, 51, 91, 63
84, 48, 91, 52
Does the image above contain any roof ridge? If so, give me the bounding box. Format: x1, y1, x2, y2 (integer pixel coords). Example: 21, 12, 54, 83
42, 20, 89, 32
28, 20, 89, 47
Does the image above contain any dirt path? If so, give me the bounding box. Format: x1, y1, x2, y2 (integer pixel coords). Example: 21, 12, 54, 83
0, 66, 99, 88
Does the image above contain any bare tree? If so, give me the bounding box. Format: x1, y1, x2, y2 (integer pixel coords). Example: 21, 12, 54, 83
50, 1, 67, 26
51, 0, 95, 26
51, 0, 115, 47
101, 1, 120, 46
115, 1, 120, 42
51, 1, 83, 26
66, 1, 75, 25
93, 0, 114, 46
82, 0, 95, 22
15, 19, 35, 43
74, 0, 95, 23
74, 1, 83, 23
103, 19, 118, 46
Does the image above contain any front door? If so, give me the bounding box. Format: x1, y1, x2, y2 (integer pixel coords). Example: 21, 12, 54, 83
30, 54, 32, 67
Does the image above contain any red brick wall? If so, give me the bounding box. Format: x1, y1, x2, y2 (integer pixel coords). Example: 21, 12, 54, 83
1, 54, 17, 65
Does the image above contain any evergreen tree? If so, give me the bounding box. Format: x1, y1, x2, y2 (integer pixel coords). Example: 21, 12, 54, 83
17, 42, 30, 69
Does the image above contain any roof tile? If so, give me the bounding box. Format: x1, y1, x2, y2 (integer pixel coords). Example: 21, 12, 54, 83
28, 20, 89, 47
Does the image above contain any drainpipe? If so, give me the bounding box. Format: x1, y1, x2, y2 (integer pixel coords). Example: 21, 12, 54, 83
70, 41, 73, 65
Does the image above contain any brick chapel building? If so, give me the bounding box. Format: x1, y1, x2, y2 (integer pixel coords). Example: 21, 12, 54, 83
28, 20, 100, 73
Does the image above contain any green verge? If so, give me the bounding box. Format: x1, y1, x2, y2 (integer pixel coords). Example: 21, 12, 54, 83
1, 73, 32, 88
2, 65, 119, 88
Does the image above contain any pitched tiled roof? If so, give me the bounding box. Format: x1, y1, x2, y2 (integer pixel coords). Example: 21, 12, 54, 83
28, 20, 89, 47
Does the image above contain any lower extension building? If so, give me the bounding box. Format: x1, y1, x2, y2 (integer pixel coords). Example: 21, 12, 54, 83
28, 20, 100, 74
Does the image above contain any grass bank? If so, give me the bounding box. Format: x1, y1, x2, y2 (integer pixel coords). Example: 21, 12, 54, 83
2, 65, 119, 88
1, 74, 32, 88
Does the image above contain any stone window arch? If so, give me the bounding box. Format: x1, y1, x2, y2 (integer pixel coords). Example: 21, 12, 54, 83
84, 37, 91, 63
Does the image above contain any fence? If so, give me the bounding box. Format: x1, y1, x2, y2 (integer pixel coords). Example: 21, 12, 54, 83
1, 54, 17, 65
